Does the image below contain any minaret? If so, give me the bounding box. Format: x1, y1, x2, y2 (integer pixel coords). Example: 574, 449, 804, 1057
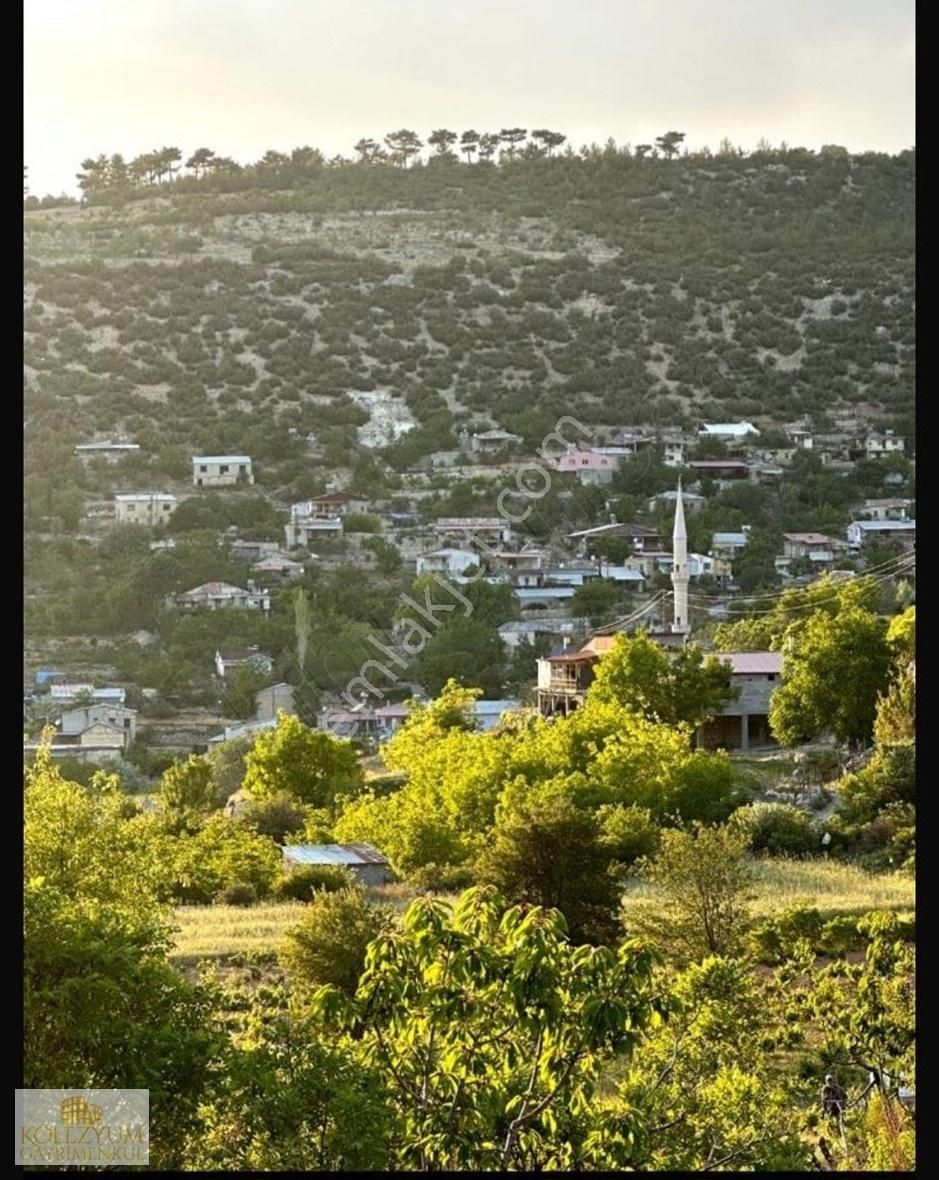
671, 479, 690, 635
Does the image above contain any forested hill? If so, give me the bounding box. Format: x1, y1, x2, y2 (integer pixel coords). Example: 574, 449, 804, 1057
24, 144, 914, 512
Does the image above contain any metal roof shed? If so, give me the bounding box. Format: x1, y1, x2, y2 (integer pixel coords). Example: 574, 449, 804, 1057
282, 843, 391, 886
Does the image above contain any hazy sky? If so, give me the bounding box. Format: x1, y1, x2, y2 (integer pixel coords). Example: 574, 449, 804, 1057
24, 0, 914, 196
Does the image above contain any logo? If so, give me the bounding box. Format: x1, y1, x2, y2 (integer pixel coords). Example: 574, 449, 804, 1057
15, 1089, 149, 1166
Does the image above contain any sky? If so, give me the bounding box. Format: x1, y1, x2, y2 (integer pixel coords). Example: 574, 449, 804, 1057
24, 0, 915, 197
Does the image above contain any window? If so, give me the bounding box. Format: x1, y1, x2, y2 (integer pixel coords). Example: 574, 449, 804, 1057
199, 465, 207, 473
239, 464, 247, 473
220, 465, 230, 474
163, 503, 171, 511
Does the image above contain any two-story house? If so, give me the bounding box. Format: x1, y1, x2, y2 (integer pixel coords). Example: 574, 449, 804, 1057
192, 455, 254, 487
114, 493, 177, 526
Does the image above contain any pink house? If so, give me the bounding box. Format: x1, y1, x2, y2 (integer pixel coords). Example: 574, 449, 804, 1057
556, 450, 619, 485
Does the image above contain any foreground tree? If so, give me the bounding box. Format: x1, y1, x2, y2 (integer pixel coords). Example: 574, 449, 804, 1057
588, 630, 738, 731
769, 606, 891, 747
159, 753, 220, 833
630, 823, 753, 963
476, 787, 623, 944
242, 712, 364, 807
312, 887, 666, 1170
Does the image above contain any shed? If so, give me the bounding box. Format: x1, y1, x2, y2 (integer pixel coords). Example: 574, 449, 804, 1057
282, 843, 391, 886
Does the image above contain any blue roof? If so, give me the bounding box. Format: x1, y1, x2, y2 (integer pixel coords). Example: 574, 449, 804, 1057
35, 668, 65, 685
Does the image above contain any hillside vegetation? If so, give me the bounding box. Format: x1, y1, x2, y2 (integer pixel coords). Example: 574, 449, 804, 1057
25, 145, 914, 507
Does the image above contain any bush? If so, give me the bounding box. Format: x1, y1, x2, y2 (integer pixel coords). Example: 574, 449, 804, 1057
279, 887, 390, 995
273, 864, 354, 901
215, 882, 258, 907
746, 905, 824, 964
598, 804, 661, 873
818, 915, 865, 958
409, 863, 474, 893
239, 792, 307, 844
730, 802, 818, 856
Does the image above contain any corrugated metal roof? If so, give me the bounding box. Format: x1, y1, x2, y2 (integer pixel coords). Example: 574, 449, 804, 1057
193, 455, 251, 464
283, 843, 389, 866
718, 652, 783, 675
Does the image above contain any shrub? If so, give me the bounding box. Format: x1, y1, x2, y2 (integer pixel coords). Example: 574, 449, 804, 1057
215, 882, 258, 907
239, 792, 307, 844
409, 863, 474, 893
279, 886, 390, 995
818, 915, 865, 958
730, 802, 818, 856
273, 864, 354, 901
746, 906, 824, 965
597, 804, 661, 873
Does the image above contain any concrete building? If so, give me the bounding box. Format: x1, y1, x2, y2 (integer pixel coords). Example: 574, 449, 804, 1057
555, 450, 620, 485
192, 455, 253, 487
75, 440, 141, 463
175, 582, 271, 611
434, 517, 514, 546
285, 503, 343, 547
215, 647, 275, 678
114, 493, 177, 526
415, 547, 481, 580
309, 492, 371, 517
59, 703, 138, 750
698, 422, 760, 442
846, 520, 916, 550
254, 682, 296, 720
696, 652, 783, 751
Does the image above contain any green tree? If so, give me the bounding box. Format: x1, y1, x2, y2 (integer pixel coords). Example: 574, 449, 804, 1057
205, 734, 254, 797
631, 823, 753, 963
383, 129, 423, 167
159, 753, 220, 833
476, 786, 623, 944
588, 631, 738, 730
459, 129, 480, 162
242, 712, 364, 807
311, 887, 666, 1170
769, 606, 891, 747
873, 662, 915, 746
412, 616, 508, 697
239, 791, 307, 844
280, 886, 391, 995
427, 128, 458, 157
172, 814, 282, 903
221, 663, 268, 719
571, 578, 624, 626
655, 130, 686, 159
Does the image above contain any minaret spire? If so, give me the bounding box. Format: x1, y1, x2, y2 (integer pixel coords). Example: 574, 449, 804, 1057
671, 478, 690, 635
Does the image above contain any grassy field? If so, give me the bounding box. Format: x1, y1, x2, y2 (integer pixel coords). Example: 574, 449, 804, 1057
622, 857, 914, 922
169, 860, 913, 964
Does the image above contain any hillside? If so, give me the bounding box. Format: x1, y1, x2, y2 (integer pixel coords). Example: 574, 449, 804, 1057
25, 147, 915, 512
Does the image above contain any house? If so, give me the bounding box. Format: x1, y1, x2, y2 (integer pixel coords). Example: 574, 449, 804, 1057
192, 455, 254, 487
207, 716, 279, 746
175, 582, 271, 611
857, 498, 913, 521
434, 517, 514, 546
285, 503, 344, 547
846, 520, 916, 550
255, 683, 296, 720
230, 539, 285, 562
114, 493, 177, 526
686, 460, 752, 482
696, 652, 783, 751
48, 684, 126, 706
646, 489, 706, 515
555, 450, 620, 485
536, 635, 617, 717
469, 429, 522, 455
74, 440, 141, 463
149, 538, 176, 551
498, 619, 579, 649
59, 703, 138, 750
854, 431, 905, 460
215, 648, 275, 678
782, 533, 838, 561
710, 531, 749, 560
250, 553, 306, 580
698, 422, 760, 443
318, 703, 410, 740
24, 725, 125, 764
472, 700, 522, 732
281, 843, 391, 886
566, 522, 661, 554
785, 427, 814, 450
484, 548, 548, 588
415, 547, 481, 580
35, 667, 66, 687
309, 491, 371, 517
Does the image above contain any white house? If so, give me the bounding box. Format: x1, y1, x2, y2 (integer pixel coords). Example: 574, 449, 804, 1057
48, 685, 126, 706
434, 517, 514, 546
698, 422, 760, 442
858, 498, 913, 521
192, 455, 254, 487
846, 519, 916, 550
285, 501, 344, 547
59, 703, 138, 750
215, 647, 275, 678
646, 489, 706, 515
308, 492, 371, 517
860, 431, 905, 459
75, 440, 141, 463
415, 547, 481, 580
250, 554, 306, 580
468, 429, 522, 454
710, 531, 749, 559
114, 493, 177, 526
175, 581, 271, 611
